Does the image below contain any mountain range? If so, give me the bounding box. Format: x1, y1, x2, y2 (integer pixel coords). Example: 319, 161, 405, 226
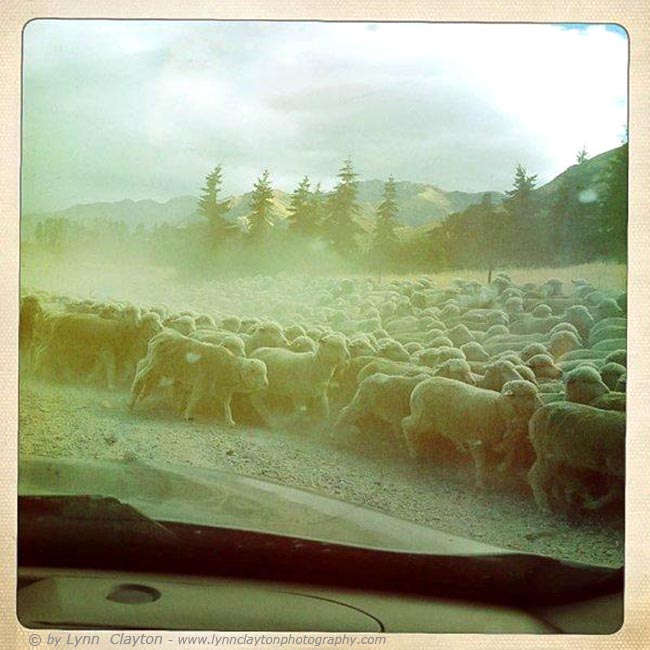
22, 146, 622, 236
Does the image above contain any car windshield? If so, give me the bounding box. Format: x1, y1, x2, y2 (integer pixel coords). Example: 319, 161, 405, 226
20, 20, 626, 577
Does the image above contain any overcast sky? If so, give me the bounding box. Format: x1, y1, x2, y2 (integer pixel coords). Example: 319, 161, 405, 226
22, 20, 628, 213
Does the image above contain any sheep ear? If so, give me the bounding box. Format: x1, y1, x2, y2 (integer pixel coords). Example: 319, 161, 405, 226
503, 389, 514, 397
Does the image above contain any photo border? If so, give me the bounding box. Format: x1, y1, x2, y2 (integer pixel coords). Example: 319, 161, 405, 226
2, 1, 648, 647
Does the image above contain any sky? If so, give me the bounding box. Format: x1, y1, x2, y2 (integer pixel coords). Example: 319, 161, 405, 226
21, 20, 628, 213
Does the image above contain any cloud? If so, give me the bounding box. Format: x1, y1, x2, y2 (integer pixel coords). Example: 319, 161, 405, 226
21, 20, 627, 212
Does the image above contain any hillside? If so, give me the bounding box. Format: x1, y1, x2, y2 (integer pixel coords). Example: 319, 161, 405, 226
22, 181, 504, 234
532, 146, 621, 205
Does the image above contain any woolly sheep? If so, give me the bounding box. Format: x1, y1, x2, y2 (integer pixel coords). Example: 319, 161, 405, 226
526, 354, 563, 380
243, 322, 289, 354
335, 372, 429, 437
250, 333, 350, 423
564, 366, 610, 405
33, 311, 162, 390
402, 377, 542, 487
376, 339, 411, 362
548, 330, 582, 359
432, 358, 476, 385
129, 329, 268, 423
479, 360, 526, 392
461, 341, 490, 362
600, 362, 627, 391
520, 343, 548, 363
190, 329, 246, 357
528, 402, 624, 512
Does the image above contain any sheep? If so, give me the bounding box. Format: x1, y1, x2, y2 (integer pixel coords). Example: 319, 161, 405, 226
33, 311, 162, 390
461, 341, 490, 362
478, 360, 526, 392
20, 295, 44, 365
335, 372, 429, 438
402, 378, 542, 487
484, 324, 510, 339
283, 323, 306, 341
600, 362, 627, 391
348, 335, 377, 358
288, 335, 317, 353
432, 358, 476, 385
514, 364, 538, 386
376, 339, 411, 362
129, 329, 268, 423
243, 322, 288, 354
357, 358, 434, 384
606, 350, 627, 367
446, 323, 475, 347
592, 338, 627, 352
527, 402, 625, 512
564, 305, 594, 342
520, 343, 548, 363
190, 329, 247, 357
220, 316, 242, 333
426, 336, 455, 349
250, 333, 350, 423
532, 304, 553, 318
593, 297, 623, 321
563, 366, 625, 411
588, 325, 626, 347
404, 341, 424, 354
509, 314, 562, 336
548, 331, 582, 359
194, 314, 217, 329
165, 315, 196, 336
526, 354, 563, 380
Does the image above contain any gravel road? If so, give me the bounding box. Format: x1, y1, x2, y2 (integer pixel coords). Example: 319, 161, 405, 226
19, 376, 624, 568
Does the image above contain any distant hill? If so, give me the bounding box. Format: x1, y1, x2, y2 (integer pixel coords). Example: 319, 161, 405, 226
21, 147, 620, 238
531, 145, 620, 205
21, 181, 504, 234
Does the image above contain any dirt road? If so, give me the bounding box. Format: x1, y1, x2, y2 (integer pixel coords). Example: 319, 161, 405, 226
19, 377, 624, 568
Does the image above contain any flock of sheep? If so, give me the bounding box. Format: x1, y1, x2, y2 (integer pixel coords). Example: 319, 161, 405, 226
19, 271, 626, 516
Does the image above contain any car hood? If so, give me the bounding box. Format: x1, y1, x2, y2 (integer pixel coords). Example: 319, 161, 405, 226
19, 455, 517, 556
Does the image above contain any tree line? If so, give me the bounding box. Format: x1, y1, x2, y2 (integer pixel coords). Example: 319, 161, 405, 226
26, 145, 627, 277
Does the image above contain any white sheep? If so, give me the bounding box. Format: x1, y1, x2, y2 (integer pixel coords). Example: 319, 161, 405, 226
129, 329, 268, 423
250, 333, 350, 424
335, 372, 430, 438
528, 402, 625, 512
402, 377, 542, 487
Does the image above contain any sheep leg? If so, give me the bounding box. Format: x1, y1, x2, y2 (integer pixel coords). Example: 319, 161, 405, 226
129, 367, 161, 409
401, 415, 421, 458
222, 393, 236, 427
250, 390, 273, 427
100, 349, 117, 391
468, 442, 488, 489
184, 375, 211, 421
312, 392, 330, 420
528, 458, 553, 512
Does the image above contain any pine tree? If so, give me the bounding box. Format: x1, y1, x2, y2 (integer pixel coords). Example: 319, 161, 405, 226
504, 163, 538, 261
505, 163, 537, 214
308, 182, 326, 236
197, 165, 231, 246
576, 146, 589, 165
324, 157, 361, 256
247, 169, 274, 241
286, 176, 315, 236
372, 176, 400, 278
